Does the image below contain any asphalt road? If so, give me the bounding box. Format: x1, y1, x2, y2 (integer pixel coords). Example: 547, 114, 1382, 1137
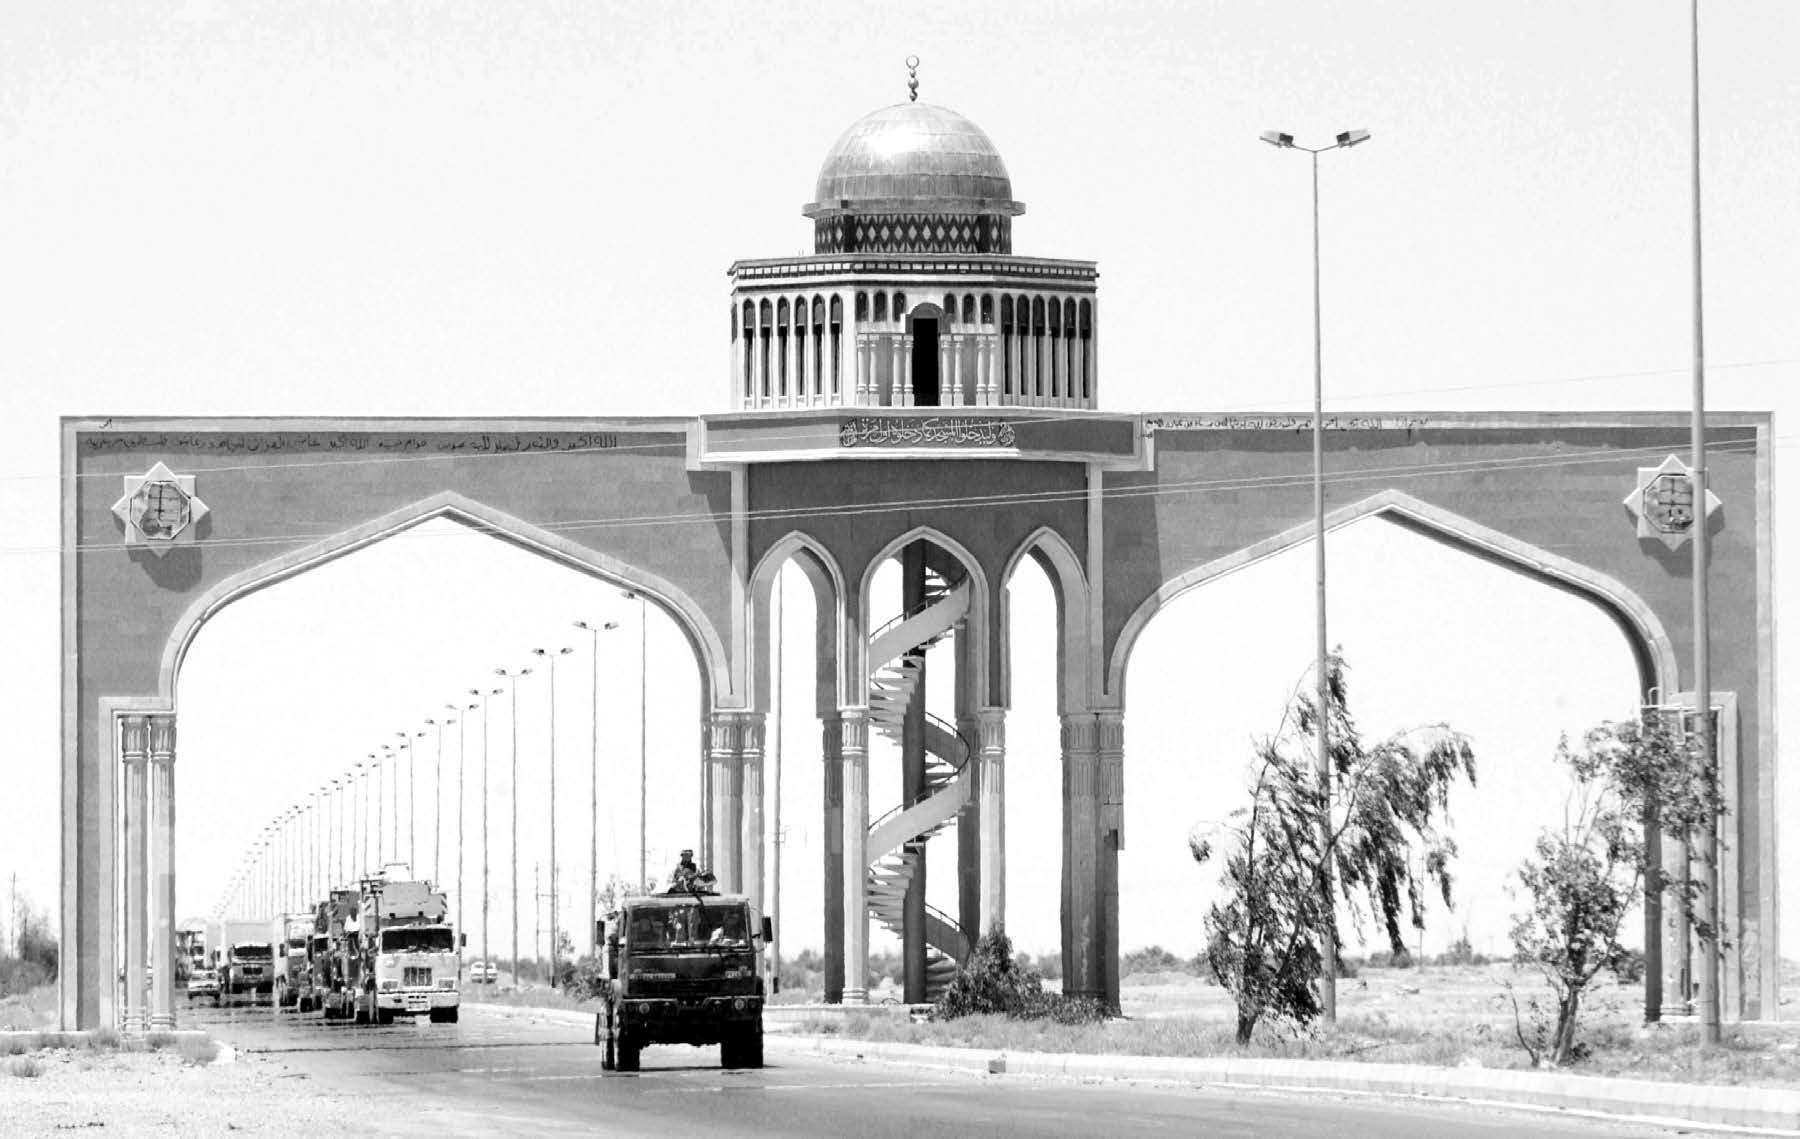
190, 1002, 1688, 1138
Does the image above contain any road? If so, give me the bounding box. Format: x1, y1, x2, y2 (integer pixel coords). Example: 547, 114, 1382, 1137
190, 1002, 1687, 1138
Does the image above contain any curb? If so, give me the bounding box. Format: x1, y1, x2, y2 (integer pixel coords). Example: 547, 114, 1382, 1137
772, 1035, 1800, 1135
466, 1005, 1800, 1134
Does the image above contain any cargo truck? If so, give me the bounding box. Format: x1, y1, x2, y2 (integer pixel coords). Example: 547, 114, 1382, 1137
274, 913, 315, 1010
355, 871, 461, 1025
218, 918, 276, 1007
315, 889, 363, 1022
594, 856, 769, 1072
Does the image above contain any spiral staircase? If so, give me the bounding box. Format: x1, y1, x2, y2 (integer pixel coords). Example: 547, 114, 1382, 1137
865, 571, 975, 998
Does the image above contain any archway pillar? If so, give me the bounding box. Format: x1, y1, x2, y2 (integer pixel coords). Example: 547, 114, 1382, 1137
148, 714, 177, 1031
820, 713, 845, 1003
702, 711, 748, 892
1096, 710, 1123, 1013
976, 708, 1006, 936
839, 708, 870, 1003
120, 714, 149, 1034
1060, 711, 1101, 1002
739, 714, 766, 912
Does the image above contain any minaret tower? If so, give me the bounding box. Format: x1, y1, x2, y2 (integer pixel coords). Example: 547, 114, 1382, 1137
729, 59, 1099, 411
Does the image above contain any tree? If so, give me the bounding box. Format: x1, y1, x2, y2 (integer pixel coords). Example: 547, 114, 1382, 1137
1508, 713, 1722, 1065
1193, 653, 1475, 1043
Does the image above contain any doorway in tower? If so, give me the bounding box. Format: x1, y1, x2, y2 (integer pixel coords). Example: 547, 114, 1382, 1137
909, 313, 941, 406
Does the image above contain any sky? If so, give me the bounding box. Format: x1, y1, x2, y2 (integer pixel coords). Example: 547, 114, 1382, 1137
2, 2, 1796, 974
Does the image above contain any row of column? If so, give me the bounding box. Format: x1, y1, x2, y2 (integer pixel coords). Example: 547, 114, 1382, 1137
120, 713, 177, 1033
695, 703, 1123, 1009
999, 326, 1095, 406
853, 332, 1097, 409
740, 324, 845, 409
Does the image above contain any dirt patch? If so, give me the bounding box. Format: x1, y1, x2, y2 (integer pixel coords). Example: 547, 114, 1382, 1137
5, 1046, 368, 1137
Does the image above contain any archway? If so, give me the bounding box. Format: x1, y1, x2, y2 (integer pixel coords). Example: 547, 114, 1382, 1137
107, 496, 722, 1029
906, 303, 945, 407
1115, 502, 1655, 1016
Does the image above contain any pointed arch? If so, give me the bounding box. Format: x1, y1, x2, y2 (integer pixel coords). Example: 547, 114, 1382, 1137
158, 490, 731, 707
854, 525, 992, 708
999, 526, 1091, 712
749, 530, 848, 713
1106, 489, 1678, 706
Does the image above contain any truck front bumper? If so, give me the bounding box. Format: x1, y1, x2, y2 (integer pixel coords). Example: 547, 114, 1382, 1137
376, 989, 461, 1014
618, 995, 762, 1038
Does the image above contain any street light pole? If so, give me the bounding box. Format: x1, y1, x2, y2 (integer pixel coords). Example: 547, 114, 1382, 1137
532, 646, 574, 987
1688, 0, 1719, 1046
373, 750, 387, 871
472, 686, 501, 978
425, 717, 453, 886
622, 590, 648, 890
575, 619, 620, 955
1261, 126, 1370, 1026
496, 667, 532, 989
399, 729, 425, 874
452, 701, 478, 964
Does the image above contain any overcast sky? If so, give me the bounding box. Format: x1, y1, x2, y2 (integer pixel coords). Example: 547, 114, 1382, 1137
2, 2, 1795, 971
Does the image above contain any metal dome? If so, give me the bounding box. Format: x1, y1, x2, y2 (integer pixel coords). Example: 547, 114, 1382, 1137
804, 103, 1024, 218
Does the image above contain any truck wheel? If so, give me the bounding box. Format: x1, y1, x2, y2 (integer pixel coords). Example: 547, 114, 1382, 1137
746, 1027, 764, 1069
375, 1008, 394, 1026
616, 1034, 639, 1073
429, 1007, 459, 1024
600, 1018, 616, 1071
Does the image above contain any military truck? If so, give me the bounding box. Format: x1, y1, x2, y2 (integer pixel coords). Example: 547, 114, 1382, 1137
218, 918, 276, 1007
314, 888, 363, 1022
274, 913, 315, 1010
594, 858, 769, 1072
355, 870, 461, 1025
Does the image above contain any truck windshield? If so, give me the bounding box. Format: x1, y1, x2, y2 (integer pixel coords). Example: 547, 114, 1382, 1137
380, 927, 454, 953
234, 945, 272, 960
627, 903, 748, 949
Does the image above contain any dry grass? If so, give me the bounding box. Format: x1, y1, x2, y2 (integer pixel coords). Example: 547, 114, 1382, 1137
788, 963, 1800, 1089
0, 983, 58, 1030
9, 1054, 44, 1077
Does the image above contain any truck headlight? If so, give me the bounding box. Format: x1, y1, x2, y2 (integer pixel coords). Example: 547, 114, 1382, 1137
379, 980, 399, 992
437, 979, 455, 990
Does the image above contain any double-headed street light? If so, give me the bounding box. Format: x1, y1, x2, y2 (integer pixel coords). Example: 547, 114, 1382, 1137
398, 729, 426, 873
451, 700, 479, 965
575, 619, 621, 955
425, 716, 455, 886
1261, 125, 1371, 1026
621, 590, 649, 890
532, 645, 575, 986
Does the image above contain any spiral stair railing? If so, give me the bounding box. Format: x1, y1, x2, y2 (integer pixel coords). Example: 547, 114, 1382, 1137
865, 575, 975, 997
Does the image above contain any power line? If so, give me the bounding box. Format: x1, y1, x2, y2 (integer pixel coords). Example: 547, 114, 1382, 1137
2, 432, 1768, 560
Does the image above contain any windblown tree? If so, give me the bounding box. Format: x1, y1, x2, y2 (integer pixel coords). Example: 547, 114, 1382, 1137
1509, 712, 1721, 1065
1192, 653, 1476, 1044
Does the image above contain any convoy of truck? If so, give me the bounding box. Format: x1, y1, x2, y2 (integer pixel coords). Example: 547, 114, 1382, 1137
195, 852, 772, 1074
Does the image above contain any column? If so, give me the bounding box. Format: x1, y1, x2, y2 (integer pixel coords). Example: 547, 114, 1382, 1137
956, 711, 981, 945
753, 326, 767, 408
894, 336, 911, 407
1096, 710, 1124, 1013
705, 712, 744, 892
840, 708, 870, 1003
740, 714, 766, 913
734, 316, 748, 406
149, 714, 177, 1030
120, 714, 149, 1034
1060, 711, 1100, 1001
1662, 830, 1692, 1017
821, 714, 845, 1003
977, 708, 1006, 935
942, 335, 957, 407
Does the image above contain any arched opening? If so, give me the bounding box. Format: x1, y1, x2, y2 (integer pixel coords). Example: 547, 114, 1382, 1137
1117, 514, 1644, 1011
168, 512, 708, 1002
907, 303, 944, 407
1001, 550, 1064, 972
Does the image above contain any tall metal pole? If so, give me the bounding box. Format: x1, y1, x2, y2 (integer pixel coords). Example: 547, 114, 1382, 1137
1689, 0, 1719, 1045
453, 702, 475, 965
497, 667, 531, 988
533, 646, 572, 987
1311, 145, 1335, 1026
473, 686, 499, 977
374, 751, 386, 871
638, 595, 648, 890
575, 620, 618, 956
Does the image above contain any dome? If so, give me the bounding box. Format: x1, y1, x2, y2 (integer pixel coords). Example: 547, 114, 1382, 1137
805, 103, 1024, 219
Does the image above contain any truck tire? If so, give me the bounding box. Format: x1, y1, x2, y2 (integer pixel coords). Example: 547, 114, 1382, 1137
429, 1006, 459, 1024
600, 1017, 616, 1071
375, 1007, 395, 1026
616, 1034, 640, 1073
746, 1026, 764, 1069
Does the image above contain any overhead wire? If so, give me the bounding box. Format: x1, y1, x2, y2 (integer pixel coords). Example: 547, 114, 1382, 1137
10, 430, 1767, 559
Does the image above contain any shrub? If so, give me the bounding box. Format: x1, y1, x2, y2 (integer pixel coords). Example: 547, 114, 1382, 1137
930, 929, 1109, 1025
10, 1055, 43, 1078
